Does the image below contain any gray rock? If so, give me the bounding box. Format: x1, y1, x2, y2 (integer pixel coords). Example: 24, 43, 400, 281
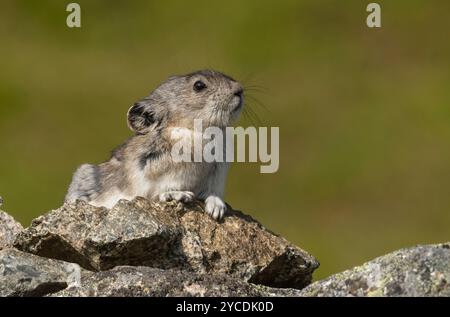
300, 243, 450, 297
14, 197, 318, 289
0, 248, 82, 297
53, 266, 302, 297
0, 210, 23, 250
4, 197, 450, 297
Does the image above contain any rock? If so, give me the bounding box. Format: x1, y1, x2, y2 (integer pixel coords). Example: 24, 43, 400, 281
14, 199, 180, 271
53, 266, 302, 297
299, 243, 450, 297
0, 248, 82, 297
4, 196, 450, 297
14, 197, 318, 289
0, 210, 23, 250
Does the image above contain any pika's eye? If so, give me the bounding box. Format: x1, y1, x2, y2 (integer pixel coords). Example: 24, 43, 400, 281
193, 80, 207, 92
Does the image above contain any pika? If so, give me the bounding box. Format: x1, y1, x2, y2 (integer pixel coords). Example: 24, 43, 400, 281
65, 70, 244, 220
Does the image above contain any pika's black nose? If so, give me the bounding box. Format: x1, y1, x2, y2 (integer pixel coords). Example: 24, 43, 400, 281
234, 88, 243, 98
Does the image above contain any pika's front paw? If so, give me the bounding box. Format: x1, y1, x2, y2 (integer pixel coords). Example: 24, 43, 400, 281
205, 196, 227, 220
159, 191, 195, 203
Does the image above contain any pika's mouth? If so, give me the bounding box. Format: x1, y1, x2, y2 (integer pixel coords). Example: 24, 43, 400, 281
230, 95, 243, 113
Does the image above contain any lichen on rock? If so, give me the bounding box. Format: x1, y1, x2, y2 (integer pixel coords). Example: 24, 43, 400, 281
14, 197, 319, 289
299, 243, 450, 297
2, 196, 449, 297
53, 266, 303, 297
0, 248, 82, 297
0, 210, 23, 250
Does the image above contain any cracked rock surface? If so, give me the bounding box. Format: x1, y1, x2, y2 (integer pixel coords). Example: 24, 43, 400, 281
2, 197, 449, 297
299, 243, 450, 297
53, 266, 303, 297
14, 197, 319, 289
0, 248, 82, 297
0, 210, 23, 250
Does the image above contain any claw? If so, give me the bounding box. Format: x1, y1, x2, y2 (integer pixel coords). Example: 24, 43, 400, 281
205, 196, 227, 220
159, 191, 194, 203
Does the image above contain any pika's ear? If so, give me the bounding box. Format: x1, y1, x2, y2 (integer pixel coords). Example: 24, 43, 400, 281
127, 101, 158, 134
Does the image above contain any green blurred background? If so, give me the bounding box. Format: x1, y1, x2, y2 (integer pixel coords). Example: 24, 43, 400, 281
1, 0, 449, 280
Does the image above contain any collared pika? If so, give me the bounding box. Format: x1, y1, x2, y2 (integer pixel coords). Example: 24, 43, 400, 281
65, 70, 244, 220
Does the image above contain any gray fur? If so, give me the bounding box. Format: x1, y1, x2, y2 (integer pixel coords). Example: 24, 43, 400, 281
65, 164, 100, 202
65, 70, 244, 220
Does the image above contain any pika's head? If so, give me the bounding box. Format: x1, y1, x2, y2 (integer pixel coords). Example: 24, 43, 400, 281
127, 70, 244, 134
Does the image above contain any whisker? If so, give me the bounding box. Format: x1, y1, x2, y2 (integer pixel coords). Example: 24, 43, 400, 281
242, 108, 258, 127
245, 95, 271, 114
243, 102, 264, 127
244, 85, 269, 93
